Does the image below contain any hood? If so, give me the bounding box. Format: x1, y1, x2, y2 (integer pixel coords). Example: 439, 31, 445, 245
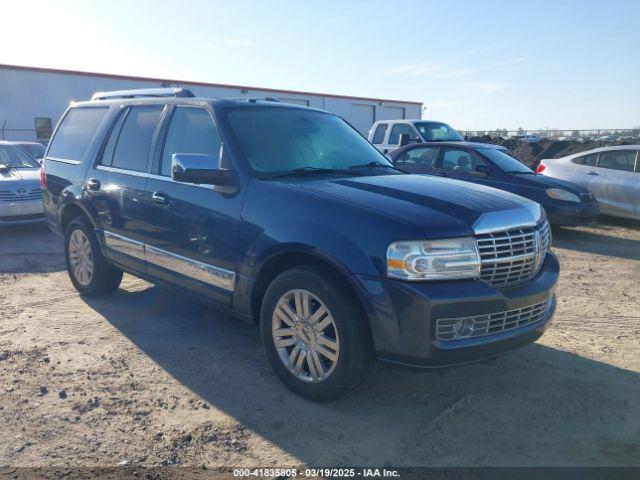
501, 172, 590, 194
0, 168, 41, 188
290, 174, 542, 238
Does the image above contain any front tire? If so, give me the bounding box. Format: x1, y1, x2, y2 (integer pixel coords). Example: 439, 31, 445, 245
260, 266, 374, 402
64, 218, 123, 296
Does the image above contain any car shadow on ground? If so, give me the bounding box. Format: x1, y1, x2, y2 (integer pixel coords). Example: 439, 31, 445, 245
552, 220, 640, 261
83, 285, 640, 466
0, 222, 65, 273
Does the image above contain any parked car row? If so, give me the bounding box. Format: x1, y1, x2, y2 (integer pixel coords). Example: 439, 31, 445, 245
39, 88, 559, 402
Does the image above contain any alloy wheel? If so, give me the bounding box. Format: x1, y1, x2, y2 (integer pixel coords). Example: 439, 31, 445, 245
68, 229, 94, 286
272, 289, 340, 383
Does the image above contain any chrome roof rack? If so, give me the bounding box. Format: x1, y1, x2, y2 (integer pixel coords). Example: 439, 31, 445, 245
91, 87, 195, 101
232, 97, 281, 103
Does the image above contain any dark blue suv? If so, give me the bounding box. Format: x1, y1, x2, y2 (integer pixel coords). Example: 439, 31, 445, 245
42, 88, 559, 402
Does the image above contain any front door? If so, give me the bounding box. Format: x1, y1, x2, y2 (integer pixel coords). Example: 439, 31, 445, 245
393, 146, 442, 175
587, 149, 639, 217
440, 148, 491, 184
144, 105, 243, 305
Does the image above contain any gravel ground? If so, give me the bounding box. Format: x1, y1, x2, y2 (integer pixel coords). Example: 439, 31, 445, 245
0, 219, 639, 468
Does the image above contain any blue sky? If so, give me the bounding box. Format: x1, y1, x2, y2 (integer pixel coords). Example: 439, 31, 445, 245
2, 0, 639, 129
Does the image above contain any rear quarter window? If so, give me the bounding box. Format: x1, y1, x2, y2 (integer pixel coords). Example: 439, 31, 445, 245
47, 107, 109, 162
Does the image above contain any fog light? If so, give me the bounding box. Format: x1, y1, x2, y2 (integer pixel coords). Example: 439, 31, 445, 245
453, 318, 475, 338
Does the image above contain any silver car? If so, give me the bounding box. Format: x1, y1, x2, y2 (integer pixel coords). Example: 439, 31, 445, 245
538, 146, 639, 220
0, 142, 45, 225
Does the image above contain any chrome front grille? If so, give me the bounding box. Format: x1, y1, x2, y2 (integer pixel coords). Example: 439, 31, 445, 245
0, 188, 42, 202
436, 300, 551, 341
476, 221, 550, 290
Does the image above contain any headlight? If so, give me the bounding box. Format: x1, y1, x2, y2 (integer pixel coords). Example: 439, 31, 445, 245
546, 188, 580, 202
387, 237, 481, 281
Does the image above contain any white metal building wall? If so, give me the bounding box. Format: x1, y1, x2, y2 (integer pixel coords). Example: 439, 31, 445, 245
0, 64, 422, 140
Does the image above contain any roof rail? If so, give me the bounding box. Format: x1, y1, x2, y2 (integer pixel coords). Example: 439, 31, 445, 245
91, 87, 195, 101
233, 97, 280, 103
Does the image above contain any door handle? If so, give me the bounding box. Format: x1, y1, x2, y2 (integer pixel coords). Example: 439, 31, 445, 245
86, 178, 101, 191
152, 191, 169, 205
585, 171, 599, 176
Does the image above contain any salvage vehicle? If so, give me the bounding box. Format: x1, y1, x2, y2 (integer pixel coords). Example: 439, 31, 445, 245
0, 141, 45, 225
42, 88, 559, 402
538, 146, 639, 220
389, 141, 600, 226
368, 119, 510, 154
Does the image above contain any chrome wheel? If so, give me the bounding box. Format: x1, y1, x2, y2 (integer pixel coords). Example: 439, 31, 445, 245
68, 229, 94, 286
272, 289, 340, 383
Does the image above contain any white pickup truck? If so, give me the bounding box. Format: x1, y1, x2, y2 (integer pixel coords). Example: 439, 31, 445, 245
367, 119, 507, 154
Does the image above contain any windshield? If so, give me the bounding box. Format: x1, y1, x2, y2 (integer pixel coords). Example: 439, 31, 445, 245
18, 143, 46, 158
414, 122, 464, 141
226, 107, 391, 175
478, 147, 533, 173
0, 144, 40, 168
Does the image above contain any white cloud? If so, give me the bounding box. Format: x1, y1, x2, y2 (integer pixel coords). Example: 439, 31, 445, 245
461, 82, 507, 93
219, 37, 253, 47
386, 62, 444, 76
436, 68, 477, 79
492, 57, 526, 67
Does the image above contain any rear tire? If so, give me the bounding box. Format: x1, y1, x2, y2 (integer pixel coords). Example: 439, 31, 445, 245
64, 218, 123, 296
260, 266, 375, 402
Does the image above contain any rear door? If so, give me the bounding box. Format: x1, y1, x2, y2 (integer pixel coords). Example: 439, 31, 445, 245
87, 104, 166, 273
143, 105, 243, 305
589, 149, 639, 217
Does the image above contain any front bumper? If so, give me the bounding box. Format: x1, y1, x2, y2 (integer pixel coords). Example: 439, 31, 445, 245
545, 201, 599, 226
352, 252, 559, 369
0, 199, 45, 225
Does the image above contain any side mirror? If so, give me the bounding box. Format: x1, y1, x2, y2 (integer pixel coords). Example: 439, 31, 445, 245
398, 133, 410, 147
172, 153, 235, 187
0, 164, 9, 173
475, 164, 491, 174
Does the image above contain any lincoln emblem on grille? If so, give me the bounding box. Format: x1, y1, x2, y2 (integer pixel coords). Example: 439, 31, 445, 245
17, 187, 27, 194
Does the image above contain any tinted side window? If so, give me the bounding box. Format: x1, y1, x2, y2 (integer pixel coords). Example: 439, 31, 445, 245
371, 124, 388, 144
572, 153, 598, 166
111, 106, 163, 172
388, 124, 416, 145
47, 107, 108, 162
396, 147, 440, 168
442, 149, 486, 174
161, 107, 222, 177
597, 150, 637, 172
99, 109, 128, 167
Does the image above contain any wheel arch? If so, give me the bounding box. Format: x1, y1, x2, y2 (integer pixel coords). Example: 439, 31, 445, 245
60, 202, 94, 234
249, 249, 374, 338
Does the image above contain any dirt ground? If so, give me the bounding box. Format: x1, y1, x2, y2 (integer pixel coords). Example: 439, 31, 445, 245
0, 219, 639, 468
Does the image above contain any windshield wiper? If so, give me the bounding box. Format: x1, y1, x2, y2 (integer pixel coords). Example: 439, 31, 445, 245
347, 162, 400, 172
262, 166, 367, 179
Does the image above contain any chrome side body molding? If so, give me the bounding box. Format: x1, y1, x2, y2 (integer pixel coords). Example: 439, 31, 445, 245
102, 230, 235, 291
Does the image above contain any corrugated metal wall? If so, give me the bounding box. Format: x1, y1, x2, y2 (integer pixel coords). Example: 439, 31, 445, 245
0, 65, 422, 141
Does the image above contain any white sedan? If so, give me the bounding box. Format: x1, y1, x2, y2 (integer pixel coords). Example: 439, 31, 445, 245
538, 146, 639, 220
